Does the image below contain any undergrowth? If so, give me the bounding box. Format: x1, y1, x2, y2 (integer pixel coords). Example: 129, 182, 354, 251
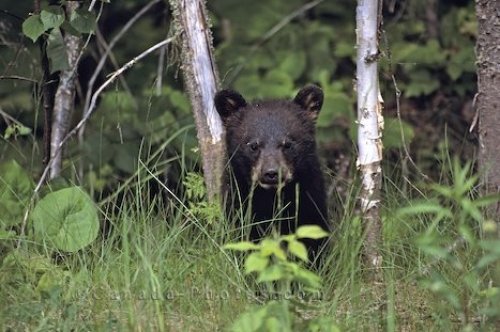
0, 151, 499, 331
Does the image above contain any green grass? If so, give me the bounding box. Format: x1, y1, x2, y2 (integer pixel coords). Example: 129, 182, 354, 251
1, 154, 499, 331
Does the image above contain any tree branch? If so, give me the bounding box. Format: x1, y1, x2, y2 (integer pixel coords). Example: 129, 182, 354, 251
33, 37, 175, 195
79, 0, 161, 141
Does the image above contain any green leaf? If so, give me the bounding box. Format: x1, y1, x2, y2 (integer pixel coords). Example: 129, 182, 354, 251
3, 126, 15, 140
278, 51, 306, 80
317, 92, 352, 128
294, 267, 322, 289
296, 225, 329, 240
69, 9, 96, 34
416, 235, 450, 260
257, 265, 285, 283
430, 184, 454, 198
0, 230, 16, 240
260, 239, 287, 260
460, 198, 483, 222
17, 124, 32, 136
395, 40, 446, 66
4, 123, 32, 139
32, 187, 99, 252
0, 160, 33, 228
36, 269, 69, 299
229, 304, 268, 332
22, 15, 45, 42
382, 117, 415, 149
224, 241, 259, 251
245, 252, 269, 274
458, 224, 475, 245
422, 278, 461, 310
446, 62, 462, 81
46, 28, 69, 73
307, 317, 342, 332
288, 239, 308, 262
474, 194, 500, 208
40, 7, 65, 30
480, 287, 499, 298
403, 70, 440, 97
396, 201, 450, 217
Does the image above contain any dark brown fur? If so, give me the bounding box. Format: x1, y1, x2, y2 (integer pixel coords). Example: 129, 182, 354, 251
215, 85, 329, 260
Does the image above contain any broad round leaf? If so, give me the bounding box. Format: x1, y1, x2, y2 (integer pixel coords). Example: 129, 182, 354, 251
69, 9, 96, 34
40, 8, 65, 30
46, 28, 69, 73
22, 15, 45, 42
32, 187, 99, 252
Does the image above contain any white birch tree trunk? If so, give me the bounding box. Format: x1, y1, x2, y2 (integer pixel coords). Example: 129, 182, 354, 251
356, 0, 384, 272
49, 1, 82, 179
169, 0, 225, 203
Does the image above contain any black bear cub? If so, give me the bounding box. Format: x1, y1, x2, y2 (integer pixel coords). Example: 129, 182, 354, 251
215, 85, 329, 260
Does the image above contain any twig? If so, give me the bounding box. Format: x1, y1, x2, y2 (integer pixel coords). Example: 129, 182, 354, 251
77, 0, 159, 177
0, 108, 33, 135
391, 74, 429, 182
156, 42, 167, 95
88, 0, 97, 12
381, 28, 430, 181
81, 0, 161, 133
0, 75, 38, 83
94, 27, 136, 107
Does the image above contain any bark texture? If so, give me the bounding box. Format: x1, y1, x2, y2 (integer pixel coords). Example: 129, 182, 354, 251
35, 5, 57, 166
475, 0, 500, 219
49, 1, 82, 179
169, 0, 225, 203
356, 0, 384, 272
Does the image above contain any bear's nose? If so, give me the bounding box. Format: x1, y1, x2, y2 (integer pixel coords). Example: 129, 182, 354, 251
262, 169, 279, 184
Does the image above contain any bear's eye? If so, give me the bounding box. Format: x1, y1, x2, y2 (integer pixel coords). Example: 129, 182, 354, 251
248, 142, 259, 152
282, 141, 292, 150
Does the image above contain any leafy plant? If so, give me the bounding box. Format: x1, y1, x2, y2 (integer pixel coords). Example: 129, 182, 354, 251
183, 172, 222, 224
0, 160, 33, 229
22, 5, 96, 72
31, 187, 99, 252
396, 159, 500, 328
224, 226, 339, 331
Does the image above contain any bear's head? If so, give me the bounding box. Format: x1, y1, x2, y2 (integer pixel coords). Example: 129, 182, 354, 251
215, 85, 323, 190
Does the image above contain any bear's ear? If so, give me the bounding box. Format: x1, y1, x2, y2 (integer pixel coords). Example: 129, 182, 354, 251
293, 85, 324, 120
214, 90, 247, 119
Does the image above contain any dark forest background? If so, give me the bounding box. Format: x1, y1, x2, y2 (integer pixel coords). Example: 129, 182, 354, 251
2, 1, 495, 331
1, 0, 477, 192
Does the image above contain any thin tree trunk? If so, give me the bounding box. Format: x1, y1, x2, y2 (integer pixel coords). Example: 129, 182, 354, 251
34, 0, 57, 166
356, 0, 384, 273
169, 0, 225, 203
475, 0, 500, 220
48, 1, 82, 179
